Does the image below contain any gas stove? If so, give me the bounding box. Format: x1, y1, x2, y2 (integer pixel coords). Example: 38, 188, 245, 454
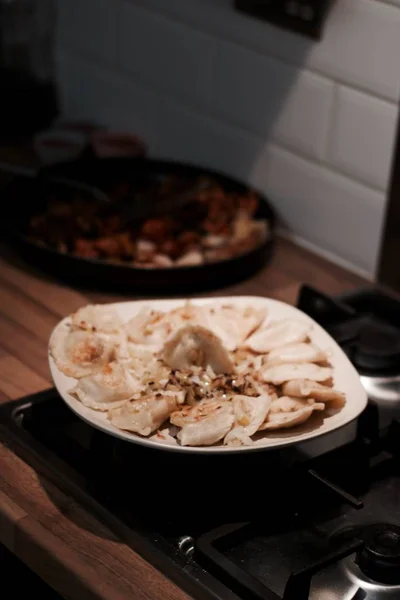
298, 286, 400, 430
1, 285, 400, 600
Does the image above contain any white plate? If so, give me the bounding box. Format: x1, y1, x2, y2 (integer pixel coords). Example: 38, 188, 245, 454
49, 296, 368, 454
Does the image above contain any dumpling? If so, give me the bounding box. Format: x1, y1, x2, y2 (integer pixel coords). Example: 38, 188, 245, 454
50, 325, 115, 378
196, 304, 239, 351
239, 305, 268, 340
234, 351, 264, 375
171, 398, 230, 428
125, 307, 170, 349
108, 393, 182, 436
108, 331, 131, 362
261, 363, 333, 385
204, 304, 267, 351
259, 396, 325, 431
71, 304, 122, 334
70, 304, 129, 362
266, 343, 328, 366
177, 402, 234, 446
244, 319, 310, 354
126, 302, 208, 349
150, 428, 178, 445
71, 362, 139, 410
224, 394, 271, 446
161, 325, 234, 374
165, 302, 207, 330
125, 344, 167, 382
127, 344, 156, 363
282, 379, 345, 406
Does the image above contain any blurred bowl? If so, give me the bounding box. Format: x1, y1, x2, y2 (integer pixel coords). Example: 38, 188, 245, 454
91, 130, 147, 158
34, 129, 86, 164
51, 118, 102, 137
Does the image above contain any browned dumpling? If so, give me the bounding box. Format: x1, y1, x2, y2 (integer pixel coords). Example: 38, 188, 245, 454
125, 307, 170, 349
71, 304, 123, 334
177, 403, 234, 446
108, 392, 184, 436
50, 325, 115, 378
171, 398, 230, 428
224, 394, 271, 446
71, 362, 139, 410
204, 304, 267, 351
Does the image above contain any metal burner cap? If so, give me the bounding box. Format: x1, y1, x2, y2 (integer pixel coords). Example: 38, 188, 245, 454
353, 319, 400, 376
356, 524, 400, 584
310, 523, 400, 599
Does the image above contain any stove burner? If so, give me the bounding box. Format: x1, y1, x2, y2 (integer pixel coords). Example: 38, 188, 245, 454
298, 286, 400, 377
353, 319, 400, 375
356, 524, 400, 584
1, 382, 400, 600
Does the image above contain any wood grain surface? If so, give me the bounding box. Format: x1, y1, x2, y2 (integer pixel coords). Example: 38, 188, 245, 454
0, 237, 365, 600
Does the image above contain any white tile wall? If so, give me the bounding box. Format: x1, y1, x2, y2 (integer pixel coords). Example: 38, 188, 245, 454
214, 41, 333, 159
126, 0, 400, 101
329, 87, 398, 190
155, 99, 264, 183
56, 52, 161, 149
55, 0, 400, 278
256, 146, 386, 275
57, 0, 119, 66
118, 3, 215, 108
305, 0, 400, 102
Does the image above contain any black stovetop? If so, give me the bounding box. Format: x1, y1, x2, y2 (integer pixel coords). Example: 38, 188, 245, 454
1, 286, 400, 600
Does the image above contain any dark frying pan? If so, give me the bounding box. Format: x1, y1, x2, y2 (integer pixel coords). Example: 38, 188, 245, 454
1, 157, 275, 293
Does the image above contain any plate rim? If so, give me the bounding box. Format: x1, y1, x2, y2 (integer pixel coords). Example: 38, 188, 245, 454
48, 295, 368, 455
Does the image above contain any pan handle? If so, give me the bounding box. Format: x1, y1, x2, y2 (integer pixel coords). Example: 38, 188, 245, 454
0, 162, 37, 197
0, 160, 109, 204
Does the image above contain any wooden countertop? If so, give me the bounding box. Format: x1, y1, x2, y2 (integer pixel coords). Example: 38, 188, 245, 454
0, 238, 365, 600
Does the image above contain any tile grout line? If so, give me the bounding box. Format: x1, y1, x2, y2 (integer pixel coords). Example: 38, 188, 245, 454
56, 24, 400, 108
109, 0, 400, 105
321, 82, 338, 163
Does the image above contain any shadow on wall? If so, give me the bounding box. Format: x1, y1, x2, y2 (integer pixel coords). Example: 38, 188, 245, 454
57, 0, 351, 258
154, 34, 318, 200
145, 2, 337, 235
